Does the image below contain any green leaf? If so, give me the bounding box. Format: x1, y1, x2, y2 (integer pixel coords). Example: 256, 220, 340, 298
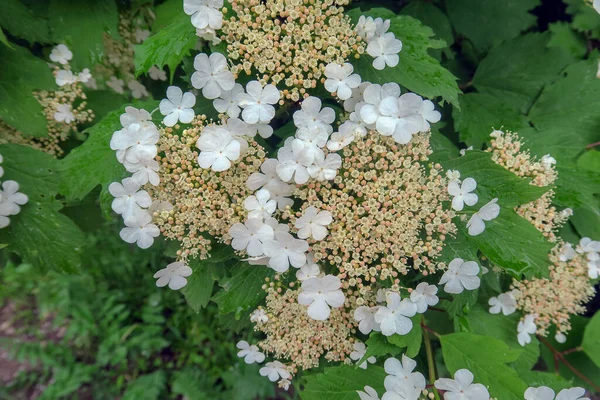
181, 261, 219, 312
547, 22, 588, 59
582, 311, 600, 368
444, 289, 478, 318
134, 5, 196, 81
571, 206, 600, 239
446, 0, 539, 52
349, 11, 460, 107
222, 363, 276, 400
578, 150, 600, 172
400, 2, 454, 53
122, 371, 166, 400
171, 370, 211, 400
359, 333, 402, 364
387, 315, 422, 358
473, 33, 574, 113
0, 44, 55, 137
48, 0, 119, 70
565, 0, 600, 39
453, 93, 529, 148
0, 29, 13, 49
0, 0, 51, 43
441, 333, 527, 400
519, 371, 573, 392
0, 144, 84, 273
301, 365, 387, 400
212, 263, 274, 314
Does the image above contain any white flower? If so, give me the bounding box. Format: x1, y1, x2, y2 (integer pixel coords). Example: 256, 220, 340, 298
596, 0, 600, 15
196, 26, 221, 44
446, 170, 460, 182
374, 94, 424, 144
355, 16, 377, 40
460, 146, 474, 156
367, 33, 402, 70
298, 275, 345, 320
238, 81, 280, 124
53, 103, 75, 124
350, 342, 376, 369
55, 69, 76, 86
128, 80, 149, 99
77, 68, 92, 83
0, 181, 28, 228
577, 237, 600, 254
307, 152, 342, 181
296, 257, 320, 281
259, 361, 291, 382
247, 158, 295, 206
250, 309, 269, 323
213, 83, 244, 117
558, 243, 576, 262
517, 314, 538, 346
374, 18, 391, 37
0, 154, 3, 179
374, 292, 417, 336
466, 198, 500, 236
383, 355, 426, 399
417, 100, 442, 132
439, 258, 480, 294
326, 122, 355, 151
488, 291, 517, 315
49, 44, 72, 64
524, 386, 589, 400
555, 333, 567, 344
410, 282, 439, 313
110, 123, 159, 164
119, 210, 160, 249
295, 206, 333, 240
196, 126, 240, 171
191, 53, 235, 99
263, 231, 309, 272
236, 340, 265, 364
324, 62, 361, 100
344, 81, 371, 112
244, 189, 277, 219
588, 259, 600, 279
184, 0, 223, 30
541, 154, 556, 168
357, 386, 380, 400
108, 177, 152, 222
229, 217, 274, 256
293, 96, 335, 133
359, 83, 401, 125
276, 138, 312, 184
246, 122, 274, 139
153, 262, 192, 290
135, 29, 150, 43
448, 177, 478, 211
434, 369, 490, 400
125, 159, 160, 186
295, 127, 327, 160
107, 76, 125, 94
278, 379, 291, 391
354, 305, 381, 334
159, 86, 196, 127
148, 66, 167, 81
120, 106, 152, 128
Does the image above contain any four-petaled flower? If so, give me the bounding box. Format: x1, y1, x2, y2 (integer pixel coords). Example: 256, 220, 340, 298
49, 44, 72, 64
349, 342, 376, 369
183, 0, 224, 30
213, 83, 244, 117
229, 217, 274, 257
517, 314, 537, 346
448, 177, 478, 211
159, 86, 196, 127
108, 177, 152, 223
467, 198, 500, 236
236, 340, 266, 364
409, 282, 439, 313
367, 33, 403, 70
324, 63, 362, 100
374, 292, 417, 336
434, 369, 490, 400
153, 262, 193, 290
357, 386, 380, 400
238, 81, 280, 124
354, 305, 381, 335
295, 206, 333, 240
196, 126, 241, 171
439, 258, 481, 294
191, 52, 235, 99
53, 104, 75, 124
297, 275, 345, 320
259, 361, 291, 382
383, 355, 426, 399
0, 180, 28, 228
263, 231, 309, 272
119, 210, 160, 249
488, 291, 517, 315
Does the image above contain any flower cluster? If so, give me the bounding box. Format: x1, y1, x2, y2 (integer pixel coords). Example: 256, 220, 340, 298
355, 15, 403, 70
0, 44, 94, 156
0, 154, 28, 229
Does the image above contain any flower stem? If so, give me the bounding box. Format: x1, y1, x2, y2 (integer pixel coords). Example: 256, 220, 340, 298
422, 316, 441, 400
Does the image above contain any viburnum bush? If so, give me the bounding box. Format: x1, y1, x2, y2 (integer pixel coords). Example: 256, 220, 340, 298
1, 0, 600, 399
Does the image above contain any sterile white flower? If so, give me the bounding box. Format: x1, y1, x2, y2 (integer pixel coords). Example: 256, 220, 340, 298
374, 94, 423, 144
153, 262, 193, 290
409, 282, 439, 313
383, 355, 426, 399
53, 103, 75, 124
374, 18, 391, 37
276, 138, 312, 184
213, 83, 244, 117
350, 342, 376, 369
0, 181, 29, 228
446, 170, 460, 182
128, 80, 149, 99
448, 177, 479, 211
357, 386, 380, 400
434, 369, 490, 400
238, 81, 280, 124
577, 237, 600, 254
125, 159, 160, 186
229, 217, 274, 256
110, 123, 159, 164
326, 122, 355, 151
295, 127, 327, 160
55, 69, 76, 86
359, 83, 401, 124
196, 26, 221, 44
297, 275, 345, 320
324, 62, 361, 100
250, 309, 269, 323
555, 333, 567, 344
183, 0, 224, 30
262, 231, 309, 272
466, 198, 500, 236
439, 258, 481, 294
460, 146, 473, 156
295, 206, 333, 240
49, 44, 72, 64
246, 121, 274, 138
148, 66, 167, 81
196, 126, 240, 171
488, 291, 517, 315
367, 33, 402, 70
555, 388, 589, 400
354, 305, 381, 334
541, 154, 557, 168
307, 152, 342, 181
77, 68, 92, 83
120, 106, 152, 129
159, 86, 196, 127
107, 76, 125, 94
374, 292, 417, 336
355, 16, 377, 40
588, 259, 600, 279
525, 386, 589, 400
517, 314, 538, 346
296, 257, 320, 281
236, 340, 266, 364
108, 177, 152, 223
191, 52, 235, 99
244, 189, 277, 219
293, 96, 335, 133
119, 210, 160, 249
344, 81, 371, 112
259, 361, 291, 382
416, 99, 442, 132
559, 243, 576, 261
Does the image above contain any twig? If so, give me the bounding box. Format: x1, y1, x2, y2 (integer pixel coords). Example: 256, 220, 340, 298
586, 141, 600, 149
422, 316, 441, 400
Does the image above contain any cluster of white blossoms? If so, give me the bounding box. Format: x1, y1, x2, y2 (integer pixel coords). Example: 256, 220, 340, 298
0, 155, 28, 229
355, 16, 403, 70
183, 0, 223, 44
576, 237, 600, 279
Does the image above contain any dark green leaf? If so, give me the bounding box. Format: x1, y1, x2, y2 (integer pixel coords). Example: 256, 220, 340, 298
122, 371, 166, 400
387, 315, 422, 357
359, 333, 402, 365
582, 311, 600, 368
212, 263, 274, 314
519, 371, 573, 392
301, 365, 387, 400
181, 261, 220, 312
0, 0, 51, 43
547, 22, 588, 59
